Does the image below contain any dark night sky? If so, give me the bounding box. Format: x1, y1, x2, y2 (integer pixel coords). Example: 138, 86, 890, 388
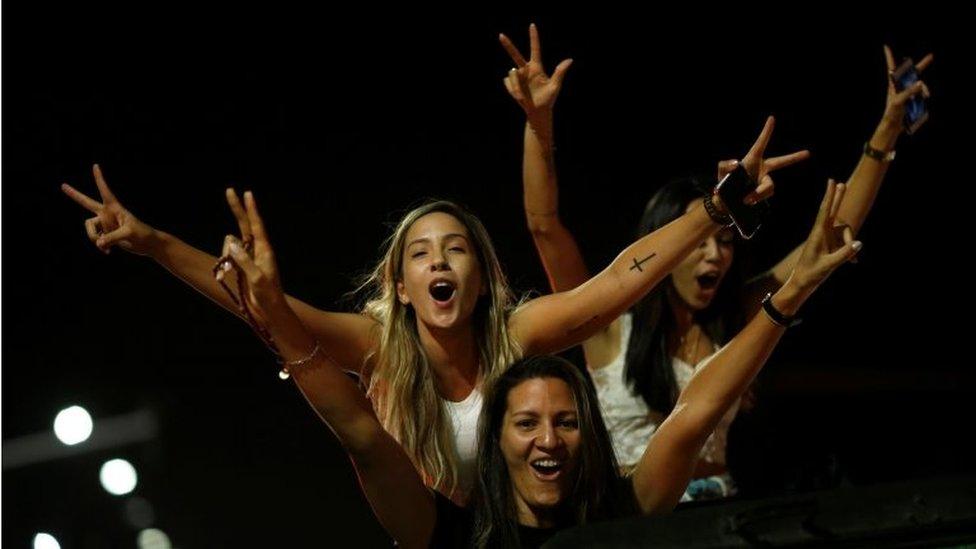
4, 8, 973, 548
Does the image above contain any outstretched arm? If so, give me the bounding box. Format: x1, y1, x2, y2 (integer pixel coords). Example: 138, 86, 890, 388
510, 117, 790, 356
749, 46, 932, 298
62, 166, 378, 373
500, 23, 589, 294
221, 191, 436, 548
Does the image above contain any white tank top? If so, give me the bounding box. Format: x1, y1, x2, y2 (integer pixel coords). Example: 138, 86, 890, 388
444, 387, 483, 497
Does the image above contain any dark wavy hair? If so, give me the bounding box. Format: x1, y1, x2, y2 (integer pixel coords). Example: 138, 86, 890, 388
624, 176, 748, 415
470, 355, 635, 548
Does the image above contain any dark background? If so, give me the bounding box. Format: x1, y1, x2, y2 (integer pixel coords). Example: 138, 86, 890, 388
4, 9, 973, 548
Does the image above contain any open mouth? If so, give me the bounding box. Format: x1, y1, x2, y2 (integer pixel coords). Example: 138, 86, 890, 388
697, 272, 720, 291
531, 458, 565, 477
428, 280, 457, 303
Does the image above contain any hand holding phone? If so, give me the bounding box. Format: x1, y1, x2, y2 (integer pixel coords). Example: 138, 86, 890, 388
715, 164, 768, 239
891, 58, 929, 134
715, 117, 810, 239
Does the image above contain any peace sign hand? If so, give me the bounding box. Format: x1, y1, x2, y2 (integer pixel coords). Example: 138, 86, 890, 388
882, 45, 933, 132
61, 164, 158, 255
499, 23, 573, 120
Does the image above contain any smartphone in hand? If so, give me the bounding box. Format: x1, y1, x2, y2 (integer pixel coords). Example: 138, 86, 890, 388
891, 58, 928, 135
715, 164, 768, 240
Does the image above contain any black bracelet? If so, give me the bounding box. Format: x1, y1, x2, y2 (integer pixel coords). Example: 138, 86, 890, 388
863, 141, 896, 162
703, 191, 733, 226
761, 292, 802, 328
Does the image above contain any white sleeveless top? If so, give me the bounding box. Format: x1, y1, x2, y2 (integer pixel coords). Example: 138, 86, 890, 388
444, 387, 483, 497
591, 314, 739, 467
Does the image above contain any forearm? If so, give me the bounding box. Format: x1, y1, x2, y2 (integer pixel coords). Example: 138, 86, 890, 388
523, 114, 591, 292
764, 121, 891, 292
265, 297, 435, 547
512, 203, 720, 354
678, 277, 809, 423
586, 204, 719, 324
265, 297, 381, 453
149, 230, 246, 316
150, 230, 375, 372
838, 118, 901, 235
765, 117, 896, 289
523, 114, 557, 220
632, 278, 807, 513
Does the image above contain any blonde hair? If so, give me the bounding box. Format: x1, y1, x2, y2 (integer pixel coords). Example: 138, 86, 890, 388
359, 200, 522, 495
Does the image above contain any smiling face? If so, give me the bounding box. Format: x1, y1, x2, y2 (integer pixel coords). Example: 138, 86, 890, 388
670, 201, 736, 310
500, 377, 582, 519
395, 211, 486, 331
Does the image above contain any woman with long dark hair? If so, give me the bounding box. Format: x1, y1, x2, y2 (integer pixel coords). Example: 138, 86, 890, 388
500, 24, 932, 498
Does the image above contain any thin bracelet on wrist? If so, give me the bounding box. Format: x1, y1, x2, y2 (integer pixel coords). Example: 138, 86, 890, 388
278, 341, 321, 380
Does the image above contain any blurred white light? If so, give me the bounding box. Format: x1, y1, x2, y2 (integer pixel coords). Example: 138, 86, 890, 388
53, 405, 93, 445
100, 458, 138, 495
137, 528, 172, 549
33, 532, 61, 549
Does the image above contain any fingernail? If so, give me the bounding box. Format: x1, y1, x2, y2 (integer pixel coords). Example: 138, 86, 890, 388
852, 241, 863, 252
745, 197, 756, 205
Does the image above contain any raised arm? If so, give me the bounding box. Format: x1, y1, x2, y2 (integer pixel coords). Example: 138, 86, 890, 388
221, 191, 436, 548
752, 46, 932, 293
61, 165, 377, 373
499, 23, 589, 293
509, 117, 786, 356
631, 179, 861, 514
